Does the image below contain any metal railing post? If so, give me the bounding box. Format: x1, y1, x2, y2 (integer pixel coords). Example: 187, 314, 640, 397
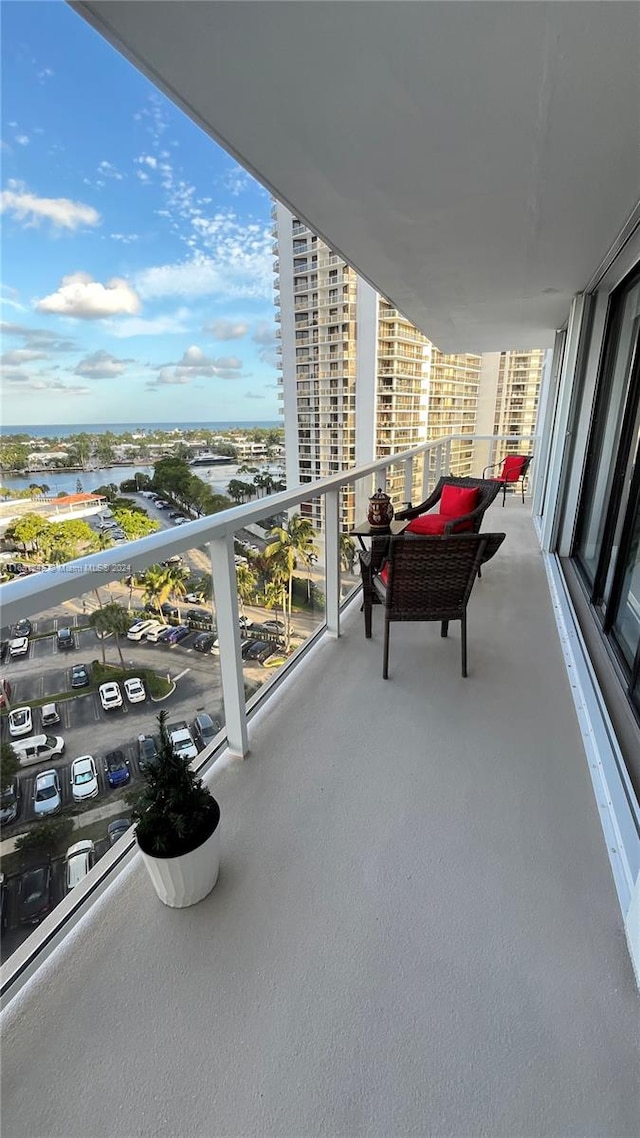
325, 490, 340, 638
208, 536, 249, 757
403, 458, 413, 506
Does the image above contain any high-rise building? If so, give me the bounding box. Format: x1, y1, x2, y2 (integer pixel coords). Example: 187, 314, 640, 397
274, 204, 544, 526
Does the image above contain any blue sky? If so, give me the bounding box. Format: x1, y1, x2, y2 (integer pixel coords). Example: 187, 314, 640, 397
1, 0, 279, 426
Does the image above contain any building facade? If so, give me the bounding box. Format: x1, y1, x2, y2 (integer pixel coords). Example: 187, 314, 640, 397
274, 204, 545, 526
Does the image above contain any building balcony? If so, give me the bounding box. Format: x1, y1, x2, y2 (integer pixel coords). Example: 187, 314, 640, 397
1, 479, 637, 1137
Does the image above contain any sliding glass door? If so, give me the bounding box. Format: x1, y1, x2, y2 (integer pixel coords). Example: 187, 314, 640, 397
574, 268, 640, 716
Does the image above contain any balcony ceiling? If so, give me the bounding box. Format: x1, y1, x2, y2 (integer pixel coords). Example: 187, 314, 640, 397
73, 1, 639, 352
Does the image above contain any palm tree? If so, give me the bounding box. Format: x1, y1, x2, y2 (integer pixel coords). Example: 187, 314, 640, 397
236, 562, 257, 619
167, 564, 189, 621
265, 514, 317, 648
88, 603, 131, 669
141, 564, 173, 623
340, 533, 357, 573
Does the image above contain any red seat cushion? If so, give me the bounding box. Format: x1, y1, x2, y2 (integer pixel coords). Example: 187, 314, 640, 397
439, 484, 479, 517
379, 562, 389, 585
406, 514, 450, 534
497, 455, 528, 482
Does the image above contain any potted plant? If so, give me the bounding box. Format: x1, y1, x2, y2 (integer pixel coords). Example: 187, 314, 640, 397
132, 710, 221, 907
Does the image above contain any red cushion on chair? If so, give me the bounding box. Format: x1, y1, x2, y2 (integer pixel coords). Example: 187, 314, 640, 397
499, 455, 528, 482
379, 562, 389, 585
406, 514, 449, 534
439, 484, 479, 517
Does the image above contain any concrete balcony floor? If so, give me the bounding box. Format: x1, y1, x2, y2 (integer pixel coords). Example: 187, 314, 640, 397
2, 500, 638, 1138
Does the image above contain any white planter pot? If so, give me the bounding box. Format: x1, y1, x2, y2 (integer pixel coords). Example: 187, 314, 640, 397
138, 823, 220, 908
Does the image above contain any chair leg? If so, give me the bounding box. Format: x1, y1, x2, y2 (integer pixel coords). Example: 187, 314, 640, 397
461, 612, 468, 677
502, 482, 506, 506
441, 620, 449, 638
383, 618, 390, 678
521, 479, 525, 504
364, 595, 372, 639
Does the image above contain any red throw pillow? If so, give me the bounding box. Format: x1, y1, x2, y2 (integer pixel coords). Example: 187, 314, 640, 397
406, 514, 449, 534
439, 484, 478, 518
379, 562, 389, 585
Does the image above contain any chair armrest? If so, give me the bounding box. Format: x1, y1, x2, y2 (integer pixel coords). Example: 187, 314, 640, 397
482, 461, 500, 478
395, 486, 442, 520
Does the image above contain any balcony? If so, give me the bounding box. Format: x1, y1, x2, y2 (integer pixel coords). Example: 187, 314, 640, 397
1, 473, 637, 1136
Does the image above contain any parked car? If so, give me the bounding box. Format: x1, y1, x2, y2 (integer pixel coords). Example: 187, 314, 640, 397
18, 864, 53, 924
71, 755, 99, 802
13, 618, 32, 637
262, 619, 285, 633
65, 840, 95, 890
107, 818, 131, 845
99, 682, 123, 711
193, 632, 217, 654
245, 640, 275, 662
127, 619, 161, 642
104, 749, 131, 788
71, 663, 91, 688
162, 555, 183, 566
0, 776, 21, 825
185, 608, 212, 626
41, 702, 61, 727
145, 623, 170, 643
12, 734, 65, 766
56, 627, 75, 651
160, 625, 190, 645
238, 616, 254, 630
240, 638, 257, 659
33, 769, 62, 816
192, 712, 222, 749
184, 592, 202, 604
144, 601, 179, 618
169, 511, 183, 520
8, 706, 32, 737
9, 636, 29, 658
123, 677, 146, 704
137, 734, 159, 772
173, 516, 188, 525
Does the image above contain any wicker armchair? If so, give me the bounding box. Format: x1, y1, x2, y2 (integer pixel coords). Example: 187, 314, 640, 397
365, 532, 506, 678
395, 476, 501, 532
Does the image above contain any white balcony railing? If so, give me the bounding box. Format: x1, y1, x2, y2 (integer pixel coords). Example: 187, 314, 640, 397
0, 433, 535, 998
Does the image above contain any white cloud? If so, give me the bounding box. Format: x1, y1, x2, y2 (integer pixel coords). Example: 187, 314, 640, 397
37, 68, 54, 83
98, 160, 125, 181
1, 365, 90, 395
147, 345, 247, 388
36, 272, 141, 319
0, 321, 76, 352
252, 321, 276, 346
0, 181, 100, 231
16, 135, 30, 147
136, 155, 157, 169
204, 318, 249, 341
221, 165, 251, 196
104, 308, 191, 339
74, 350, 132, 379
0, 348, 48, 365
109, 233, 140, 245
245, 391, 266, 400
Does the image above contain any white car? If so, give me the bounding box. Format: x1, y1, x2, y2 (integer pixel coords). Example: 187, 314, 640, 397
8, 706, 32, 737
65, 840, 96, 890
123, 677, 146, 704
33, 769, 62, 817
71, 756, 99, 802
9, 637, 29, 658
184, 593, 202, 604
173, 517, 187, 525
127, 619, 161, 642
99, 682, 123, 711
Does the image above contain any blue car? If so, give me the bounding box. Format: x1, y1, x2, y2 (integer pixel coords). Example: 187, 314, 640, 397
104, 749, 131, 788
161, 624, 190, 645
